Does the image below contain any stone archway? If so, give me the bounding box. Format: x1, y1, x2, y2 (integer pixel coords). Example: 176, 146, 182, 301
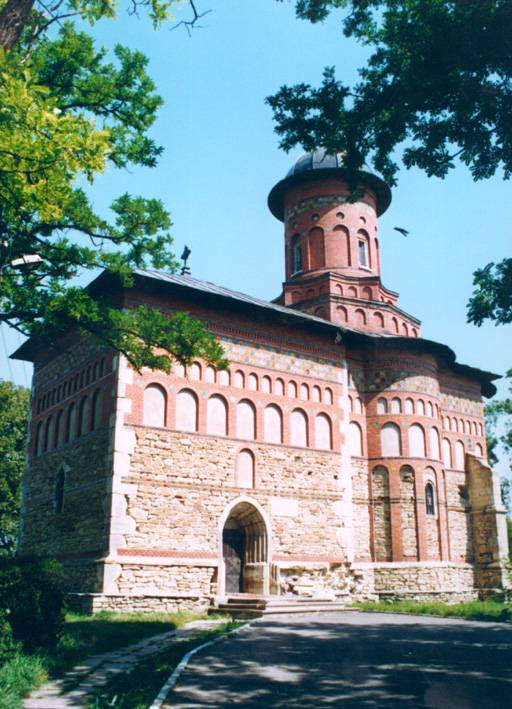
220, 500, 269, 595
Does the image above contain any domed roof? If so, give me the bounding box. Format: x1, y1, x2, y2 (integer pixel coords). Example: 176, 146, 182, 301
268, 149, 391, 221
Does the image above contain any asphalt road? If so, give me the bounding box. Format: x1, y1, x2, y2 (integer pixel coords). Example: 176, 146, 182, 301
163, 611, 512, 708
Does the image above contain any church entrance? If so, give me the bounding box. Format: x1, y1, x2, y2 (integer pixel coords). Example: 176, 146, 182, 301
221, 501, 269, 595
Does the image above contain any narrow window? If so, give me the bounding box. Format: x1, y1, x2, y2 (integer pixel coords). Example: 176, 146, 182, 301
358, 238, 369, 267
425, 482, 435, 516
55, 468, 65, 513
291, 235, 303, 273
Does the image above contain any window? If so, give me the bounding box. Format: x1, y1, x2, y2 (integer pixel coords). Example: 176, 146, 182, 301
291, 409, 308, 447
287, 381, 297, 398
237, 449, 255, 488
348, 421, 363, 456
206, 395, 228, 436
429, 427, 441, 459
358, 238, 369, 267
291, 235, 302, 273
233, 370, 244, 388
417, 399, 425, 416
315, 413, 332, 450
381, 423, 401, 457
236, 400, 256, 440
425, 482, 435, 516
443, 438, 452, 468
264, 405, 282, 444
248, 373, 258, 391
176, 389, 198, 432
300, 383, 309, 401
188, 362, 201, 381
455, 441, 465, 470
275, 378, 285, 396
409, 423, 426, 457
312, 386, 321, 403
143, 384, 166, 427
205, 365, 216, 383
55, 468, 66, 513
261, 376, 272, 394
391, 397, 402, 414
404, 398, 414, 415
377, 397, 388, 414
324, 388, 333, 405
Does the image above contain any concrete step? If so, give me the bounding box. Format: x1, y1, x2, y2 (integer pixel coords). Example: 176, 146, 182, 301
210, 596, 352, 619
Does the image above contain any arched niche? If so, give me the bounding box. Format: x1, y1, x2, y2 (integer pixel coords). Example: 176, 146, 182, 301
290, 408, 308, 447
381, 422, 401, 457
207, 395, 228, 436
236, 400, 256, 440
143, 384, 166, 427
176, 389, 198, 432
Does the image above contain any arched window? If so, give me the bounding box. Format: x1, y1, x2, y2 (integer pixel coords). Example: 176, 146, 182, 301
300, 383, 309, 401
275, 378, 285, 396
377, 397, 388, 414
43, 416, 54, 452
143, 384, 166, 427
363, 286, 372, 300
402, 322, 409, 336
205, 365, 216, 383
264, 405, 282, 444
404, 398, 414, 415
290, 409, 308, 447
324, 388, 333, 405
176, 389, 198, 432
308, 227, 325, 269
65, 403, 76, 442
417, 399, 425, 416
347, 285, 358, 298
207, 395, 228, 436
409, 423, 426, 457
354, 309, 367, 326
236, 400, 256, 440
261, 375, 272, 394
287, 381, 297, 398
425, 481, 435, 516
354, 397, 363, 414
465, 420, 471, 435
392, 317, 399, 333
218, 369, 230, 386
475, 443, 484, 458
358, 233, 370, 268
236, 449, 255, 489
35, 421, 43, 455
391, 397, 401, 414
91, 388, 103, 431
381, 423, 401, 457
373, 312, 384, 328
429, 427, 441, 459
336, 305, 348, 323
427, 402, 434, 417
443, 438, 452, 468
348, 421, 363, 456
55, 468, 65, 513
188, 362, 201, 381
291, 234, 303, 274
472, 421, 478, 436
455, 440, 465, 470
174, 362, 185, 377
315, 413, 332, 450
312, 385, 321, 403
248, 373, 258, 391
77, 397, 89, 437
233, 370, 245, 388
54, 410, 63, 448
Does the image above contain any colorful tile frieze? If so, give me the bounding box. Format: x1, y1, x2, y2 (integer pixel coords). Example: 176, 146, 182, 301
285, 194, 372, 222
439, 394, 483, 417
220, 337, 340, 382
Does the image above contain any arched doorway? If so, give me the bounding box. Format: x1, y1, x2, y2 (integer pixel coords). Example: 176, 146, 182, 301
221, 500, 269, 595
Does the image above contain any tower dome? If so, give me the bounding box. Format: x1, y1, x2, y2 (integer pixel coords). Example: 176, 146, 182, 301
268, 149, 392, 221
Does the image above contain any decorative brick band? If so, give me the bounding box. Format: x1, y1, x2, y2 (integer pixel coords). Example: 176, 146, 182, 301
273, 554, 344, 563
117, 549, 217, 559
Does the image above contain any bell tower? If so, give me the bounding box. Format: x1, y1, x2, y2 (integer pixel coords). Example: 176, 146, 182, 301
269, 151, 421, 337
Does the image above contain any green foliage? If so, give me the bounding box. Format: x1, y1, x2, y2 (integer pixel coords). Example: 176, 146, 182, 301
0, 557, 66, 652
0, 651, 47, 709
468, 259, 512, 327
0, 1, 226, 372
354, 599, 512, 623
0, 380, 29, 556
271, 0, 512, 185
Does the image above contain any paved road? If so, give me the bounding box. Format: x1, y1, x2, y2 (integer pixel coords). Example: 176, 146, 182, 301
163, 611, 512, 708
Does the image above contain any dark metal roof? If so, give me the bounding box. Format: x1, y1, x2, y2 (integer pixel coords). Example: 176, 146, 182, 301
11, 268, 499, 397
268, 149, 392, 221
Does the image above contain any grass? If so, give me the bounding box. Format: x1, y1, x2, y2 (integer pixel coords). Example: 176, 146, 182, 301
0, 610, 202, 709
87, 621, 243, 709
354, 599, 512, 623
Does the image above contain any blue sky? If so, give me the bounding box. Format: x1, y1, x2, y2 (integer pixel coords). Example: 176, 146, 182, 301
1, 0, 509, 471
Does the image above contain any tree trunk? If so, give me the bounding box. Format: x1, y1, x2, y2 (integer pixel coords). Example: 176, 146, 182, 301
0, 0, 35, 52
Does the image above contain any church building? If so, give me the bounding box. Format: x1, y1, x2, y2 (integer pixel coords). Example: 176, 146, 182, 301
14, 151, 509, 612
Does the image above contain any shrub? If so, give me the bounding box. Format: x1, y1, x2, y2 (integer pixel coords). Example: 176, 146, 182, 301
0, 557, 66, 652
0, 611, 19, 665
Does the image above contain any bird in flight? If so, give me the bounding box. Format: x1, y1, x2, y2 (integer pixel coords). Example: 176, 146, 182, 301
393, 227, 410, 237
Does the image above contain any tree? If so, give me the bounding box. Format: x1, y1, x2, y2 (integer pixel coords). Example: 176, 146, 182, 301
0, 0, 227, 373
0, 380, 29, 555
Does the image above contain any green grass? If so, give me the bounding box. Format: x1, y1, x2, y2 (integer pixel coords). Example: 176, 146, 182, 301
354, 599, 512, 623
87, 622, 243, 709
0, 610, 203, 709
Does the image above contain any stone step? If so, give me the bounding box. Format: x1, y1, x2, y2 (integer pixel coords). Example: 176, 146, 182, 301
210, 597, 351, 619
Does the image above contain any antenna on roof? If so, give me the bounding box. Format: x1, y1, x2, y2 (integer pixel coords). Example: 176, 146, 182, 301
180, 245, 191, 276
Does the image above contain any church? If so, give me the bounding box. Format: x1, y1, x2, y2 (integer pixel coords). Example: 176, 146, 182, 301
14, 151, 509, 612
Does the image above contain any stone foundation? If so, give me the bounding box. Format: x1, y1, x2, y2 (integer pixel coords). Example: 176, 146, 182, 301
67, 593, 210, 615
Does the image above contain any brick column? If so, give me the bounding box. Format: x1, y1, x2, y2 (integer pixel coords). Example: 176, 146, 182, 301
389, 464, 403, 561
414, 466, 428, 560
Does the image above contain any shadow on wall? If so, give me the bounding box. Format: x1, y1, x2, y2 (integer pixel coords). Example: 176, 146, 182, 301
168, 613, 512, 708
